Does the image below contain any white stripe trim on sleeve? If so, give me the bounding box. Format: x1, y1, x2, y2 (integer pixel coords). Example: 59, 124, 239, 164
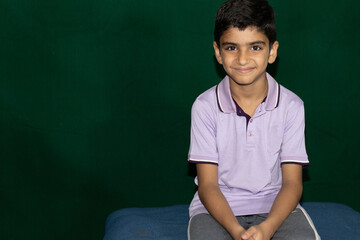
281, 159, 309, 164
189, 158, 218, 164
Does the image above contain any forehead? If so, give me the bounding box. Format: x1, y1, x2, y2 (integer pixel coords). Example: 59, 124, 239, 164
220, 26, 269, 45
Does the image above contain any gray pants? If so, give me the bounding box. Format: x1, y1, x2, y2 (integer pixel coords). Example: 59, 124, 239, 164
188, 207, 321, 240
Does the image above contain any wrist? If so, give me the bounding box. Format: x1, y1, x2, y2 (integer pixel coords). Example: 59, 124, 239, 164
259, 220, 277, 238
229, 225, 246, 239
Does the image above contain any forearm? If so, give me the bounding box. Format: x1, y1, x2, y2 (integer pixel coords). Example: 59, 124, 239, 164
261, 181, 303, 237
198, 184, 245, 239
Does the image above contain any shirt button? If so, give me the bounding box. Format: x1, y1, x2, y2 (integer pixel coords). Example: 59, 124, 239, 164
249, 119, 253, 123
249, 132, 253, 136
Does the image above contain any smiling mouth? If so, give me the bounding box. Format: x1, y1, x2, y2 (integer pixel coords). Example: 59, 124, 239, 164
234, 67, 255, 74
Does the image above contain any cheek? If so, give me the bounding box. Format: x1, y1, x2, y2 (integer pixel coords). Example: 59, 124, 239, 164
222, 59, 233, 69
222, 55, 235, 66
257, 54, 270, 66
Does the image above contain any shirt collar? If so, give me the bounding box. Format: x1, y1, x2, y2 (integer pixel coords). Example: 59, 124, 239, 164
216, 72, 280, 114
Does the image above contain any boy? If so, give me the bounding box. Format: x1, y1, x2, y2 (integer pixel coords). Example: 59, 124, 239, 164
187, 0, 321, 239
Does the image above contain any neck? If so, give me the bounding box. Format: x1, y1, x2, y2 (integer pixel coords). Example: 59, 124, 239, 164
230, 76, 268, 104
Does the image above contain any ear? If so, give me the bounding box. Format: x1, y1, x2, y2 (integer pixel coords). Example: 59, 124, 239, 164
268, 41, 279, 64
213, 41, 223, 65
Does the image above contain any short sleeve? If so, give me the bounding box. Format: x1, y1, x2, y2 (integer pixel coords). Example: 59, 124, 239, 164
188, 99, 218, 165
280, 102, 309, 166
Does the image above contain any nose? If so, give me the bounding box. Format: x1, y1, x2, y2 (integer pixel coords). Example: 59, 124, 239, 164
237, 50, 249, 65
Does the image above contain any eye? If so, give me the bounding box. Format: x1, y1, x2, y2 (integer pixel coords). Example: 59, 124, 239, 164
251, 45, 262, 51
225, 46, 237, 51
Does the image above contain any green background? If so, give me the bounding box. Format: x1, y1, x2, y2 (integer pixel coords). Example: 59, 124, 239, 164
0, 0, 359, 239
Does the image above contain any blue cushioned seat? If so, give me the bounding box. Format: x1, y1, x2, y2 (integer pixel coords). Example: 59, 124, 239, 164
103, 202, 360, 240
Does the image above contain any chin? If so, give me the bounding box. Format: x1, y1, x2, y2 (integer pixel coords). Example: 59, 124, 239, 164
230, 77, 256, 86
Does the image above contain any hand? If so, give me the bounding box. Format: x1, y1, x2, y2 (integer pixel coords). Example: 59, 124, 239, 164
231, 225, 247, 240
239, 223, 273, 240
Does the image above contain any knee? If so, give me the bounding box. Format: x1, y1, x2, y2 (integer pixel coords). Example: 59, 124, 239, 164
188, 214, 232, 240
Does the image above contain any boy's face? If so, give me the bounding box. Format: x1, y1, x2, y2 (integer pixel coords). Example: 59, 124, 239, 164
214, 26, 278, 86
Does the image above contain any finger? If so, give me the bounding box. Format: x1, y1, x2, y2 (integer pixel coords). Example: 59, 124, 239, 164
241, 227, 257, 239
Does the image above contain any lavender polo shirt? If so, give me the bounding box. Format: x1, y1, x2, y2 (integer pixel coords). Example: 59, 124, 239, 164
188, 73, 309, 218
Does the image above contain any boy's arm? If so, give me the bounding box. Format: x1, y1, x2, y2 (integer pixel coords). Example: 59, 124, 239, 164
241, 163, 303, 240
197, 163, 246, 239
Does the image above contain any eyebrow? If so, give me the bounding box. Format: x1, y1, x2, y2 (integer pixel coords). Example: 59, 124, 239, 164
249, 41, 266, 45
221, 41, 266, 47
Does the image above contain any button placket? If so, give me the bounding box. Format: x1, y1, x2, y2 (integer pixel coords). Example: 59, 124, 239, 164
247, 122, 255, 143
